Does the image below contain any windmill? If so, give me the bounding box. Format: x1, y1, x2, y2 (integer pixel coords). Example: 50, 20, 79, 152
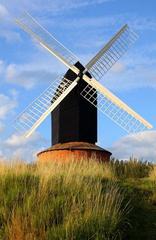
14, 13, 153, 162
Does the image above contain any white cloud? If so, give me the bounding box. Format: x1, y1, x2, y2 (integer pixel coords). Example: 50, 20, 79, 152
5, 134, 29, 147
0, 122, 5, 133
130, 17, 156, 32
0, 4, 8, 18
0, 91, 18, 159
102, 44, 156, 92
0, 93, 17, 120
0, 90, 40, 161
0, 4, 22, 43
104, 67, 156, 92
5, 61, 60, 89
6, 64, 16, 79
111, 131, 156, 162
0, 30, 21, 42
111, 62, 125, 74
0, 60, 5, 74
2, 132, 48, 162
0, 92, 48, 162
1, 44, 65, 89
5, 132, 42, 147
51, 0, 112, 12
52, 13, 156, 33
2, 0, 112, 15
61, 15, 118, 30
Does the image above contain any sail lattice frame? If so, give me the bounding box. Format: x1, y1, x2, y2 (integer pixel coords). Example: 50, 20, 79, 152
16, 12, 78, 67
81, 84, 150, 133
86, 25, 138, 81
14, 76, 78, 137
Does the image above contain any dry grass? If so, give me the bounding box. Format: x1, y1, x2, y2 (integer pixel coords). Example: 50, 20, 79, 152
149, 165, 156, 181
0, 159, 130, 240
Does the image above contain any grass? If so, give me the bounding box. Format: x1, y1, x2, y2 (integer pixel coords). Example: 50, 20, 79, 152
0, 158, 155, 239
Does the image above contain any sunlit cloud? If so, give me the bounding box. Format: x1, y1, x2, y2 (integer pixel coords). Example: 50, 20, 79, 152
111, 131, 156, 162
1, 132, 48, 162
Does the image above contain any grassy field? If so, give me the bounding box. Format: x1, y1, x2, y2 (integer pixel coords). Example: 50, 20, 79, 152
0, 158, 155, 240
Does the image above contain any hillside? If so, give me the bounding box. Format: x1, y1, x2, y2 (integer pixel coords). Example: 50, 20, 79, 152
0, 159, 155, 240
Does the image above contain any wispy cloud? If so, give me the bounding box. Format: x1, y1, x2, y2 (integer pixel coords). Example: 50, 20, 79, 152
0, 29, 21, 42
45, 13, 156, 33
0, 4, 22, 42
0, 60, 5, 74
103, 45, 156, 92
0, 52, 65, 89
0, 90, 48, 162
0, 4, 8, 18
111, 131, 156, 162
1, 132, 47, 162
0, 122, 5, 133
5, 63, 58, 89
130, 17, 156, 32
0, 92, 17, 120
0, 91, 18, 153
2, 0, 113, 15
44, 0, 112, 12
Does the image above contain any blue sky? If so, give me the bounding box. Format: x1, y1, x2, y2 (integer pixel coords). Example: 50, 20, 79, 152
0, 0, 156, 162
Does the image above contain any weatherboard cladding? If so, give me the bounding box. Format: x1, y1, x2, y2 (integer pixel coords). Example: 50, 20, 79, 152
52, 62, 97, 145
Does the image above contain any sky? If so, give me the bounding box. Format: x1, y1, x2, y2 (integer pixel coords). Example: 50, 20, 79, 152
0, 0, 156, 162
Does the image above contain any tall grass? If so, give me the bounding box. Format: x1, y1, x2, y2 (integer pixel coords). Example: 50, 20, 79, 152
149, 165, 156, 181
110, 158, 152, 179
0, 160, 130, 240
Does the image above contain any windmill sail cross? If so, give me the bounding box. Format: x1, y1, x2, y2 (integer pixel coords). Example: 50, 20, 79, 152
14, 12, 153, 140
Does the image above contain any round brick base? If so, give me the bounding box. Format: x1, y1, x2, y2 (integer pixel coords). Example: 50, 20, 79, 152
37, 142, 112, 163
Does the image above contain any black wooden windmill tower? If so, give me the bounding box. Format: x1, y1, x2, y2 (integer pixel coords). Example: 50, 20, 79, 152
14, 13, 153, 162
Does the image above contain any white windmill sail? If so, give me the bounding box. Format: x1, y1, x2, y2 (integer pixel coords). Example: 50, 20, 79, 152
14, 75, 79, 138
14, 13, 152, 137
86, 25, 138, 81
16, 13, 137, 82
15, 12, 79, 70
81, 75, 153, 133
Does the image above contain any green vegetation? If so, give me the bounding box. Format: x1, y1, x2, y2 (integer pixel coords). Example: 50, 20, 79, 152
0, 158, 155, 240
